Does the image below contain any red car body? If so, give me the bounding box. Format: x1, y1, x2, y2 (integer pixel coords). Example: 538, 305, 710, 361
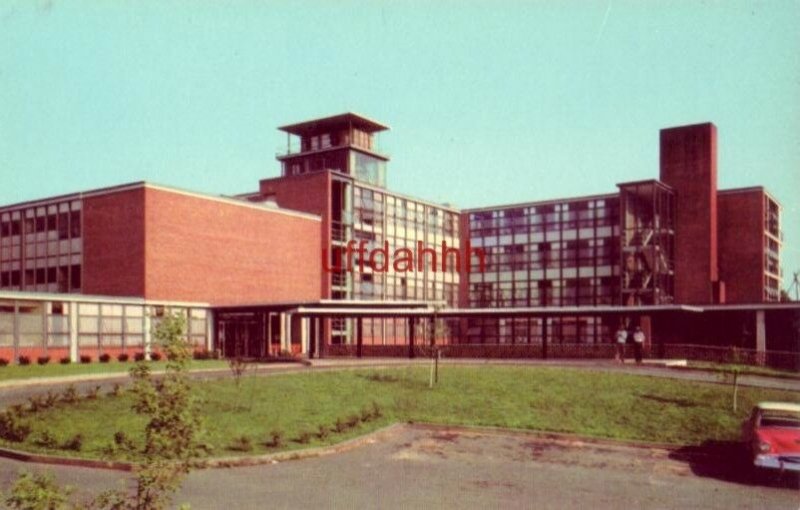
741, 402, 800, 473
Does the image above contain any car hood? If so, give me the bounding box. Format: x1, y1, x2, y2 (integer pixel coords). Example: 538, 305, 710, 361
757, 428, 800, 454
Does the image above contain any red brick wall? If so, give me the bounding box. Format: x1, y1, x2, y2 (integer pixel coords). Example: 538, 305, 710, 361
259, 171, 332, 299
143, 186, 322, 305
718, 189, 765, 303
83, 188, 147, 297
660, 123, 719, 304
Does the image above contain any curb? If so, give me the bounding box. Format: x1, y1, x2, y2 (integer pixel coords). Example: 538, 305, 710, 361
0, 422, 725, 472
0, 423, 405, 472
0, 445, 134, 471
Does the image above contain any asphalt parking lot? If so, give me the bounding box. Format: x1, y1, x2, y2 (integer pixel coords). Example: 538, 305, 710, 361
1, 425, 797, 509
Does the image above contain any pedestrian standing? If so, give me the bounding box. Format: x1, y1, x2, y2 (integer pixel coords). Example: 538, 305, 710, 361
614, 325, 627, 364
633, 326, 645, 365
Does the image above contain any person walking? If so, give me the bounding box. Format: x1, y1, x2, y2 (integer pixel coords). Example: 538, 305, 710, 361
614, 325, 627, 363
633, 326, 645, 364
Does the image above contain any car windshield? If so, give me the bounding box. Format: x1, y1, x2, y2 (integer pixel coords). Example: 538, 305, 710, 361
760, 411, 800, 428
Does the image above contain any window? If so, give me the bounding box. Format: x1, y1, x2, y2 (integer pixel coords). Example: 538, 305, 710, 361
70, 265, 81, 289
69, 211, 81, 237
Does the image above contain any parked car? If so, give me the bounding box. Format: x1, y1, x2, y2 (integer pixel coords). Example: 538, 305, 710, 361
741, 402, 800, 473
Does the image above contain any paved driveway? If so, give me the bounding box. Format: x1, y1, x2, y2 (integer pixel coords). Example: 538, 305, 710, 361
1, 426, 797, 509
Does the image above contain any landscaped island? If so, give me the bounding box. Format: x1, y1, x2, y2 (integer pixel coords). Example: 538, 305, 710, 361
1, 366, 797, 460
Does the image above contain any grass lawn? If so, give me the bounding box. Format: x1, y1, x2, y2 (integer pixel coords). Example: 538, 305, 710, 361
2, 366, 798, 460
0, 359, 229, 383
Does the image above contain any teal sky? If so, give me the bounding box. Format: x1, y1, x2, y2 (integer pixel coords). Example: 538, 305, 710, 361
1, 1, 799, 288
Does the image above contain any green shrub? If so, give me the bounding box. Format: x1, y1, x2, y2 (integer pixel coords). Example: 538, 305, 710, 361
4, 471, 73, 510
34, 430, 59, 449
60, 385, 79, 404
113, 431, 136, 452
295, 431, 312, 444
370, 401, 383, 420
316, 425, 330, 440
229, 435, 252, 452
107, 383, 123, 398
44, 392, 59, 408
266, 429, 284, 448
62, 434, 83, 452
27, 395, 46, 413
0, 411, 31, 442
85, 386, 100, 400
334, 418, 347, 433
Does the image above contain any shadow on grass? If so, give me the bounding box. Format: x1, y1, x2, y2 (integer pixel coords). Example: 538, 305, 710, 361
636, 393, 697, 408
669, 440, 799, 490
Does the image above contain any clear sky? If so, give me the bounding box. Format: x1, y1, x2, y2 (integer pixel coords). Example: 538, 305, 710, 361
1, 1, 799, 288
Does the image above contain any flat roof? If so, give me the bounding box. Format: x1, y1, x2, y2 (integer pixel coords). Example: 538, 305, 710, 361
278, 112, 390, 136
215, 299, 441, 312
0, 290, 210, 308
0, 181, 321, 223
284, 304, 705, 318
463, 192, 619, 214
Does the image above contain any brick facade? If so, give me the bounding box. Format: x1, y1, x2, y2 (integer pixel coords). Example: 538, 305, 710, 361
83, 183, 322, 305
718, 188, 766, 304
660, 122, 719, 304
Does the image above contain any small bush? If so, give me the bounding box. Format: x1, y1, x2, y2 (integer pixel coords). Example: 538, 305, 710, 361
334, 418, 347, 434
113, 431, 136, 452
59, 357, 71, 365
0, 358, 8, 367
61, 384, 79, 404
36, 356, 50, 366
360, 407, 373, 422
0, 411, 31, 442
99, 353, 111, 363
193, 350, 209, 360
107, 383, 123, 398
18, 356, 31, 366
266, 429, 284, 448
369, 401, 383, 420
85, 385, 100, 400
345, 414, 361, 429
34, 430, 59, 449
117, 353, 129, 362
79, 355, 91, 364
229, 435, 253, 452
316, 425, 330, 440
4, 471, 73, 509
134, 352, 146, 362
62, 433, 83, 451
150, 352, 162, 361
295, 431, 312, 444
44, 392, 59, 407
27, 395, 46, 413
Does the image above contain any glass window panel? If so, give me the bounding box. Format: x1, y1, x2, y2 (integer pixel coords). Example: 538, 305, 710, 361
78, 334, 97, 347
79, 316, 98, 333
125, 334, 143, 347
